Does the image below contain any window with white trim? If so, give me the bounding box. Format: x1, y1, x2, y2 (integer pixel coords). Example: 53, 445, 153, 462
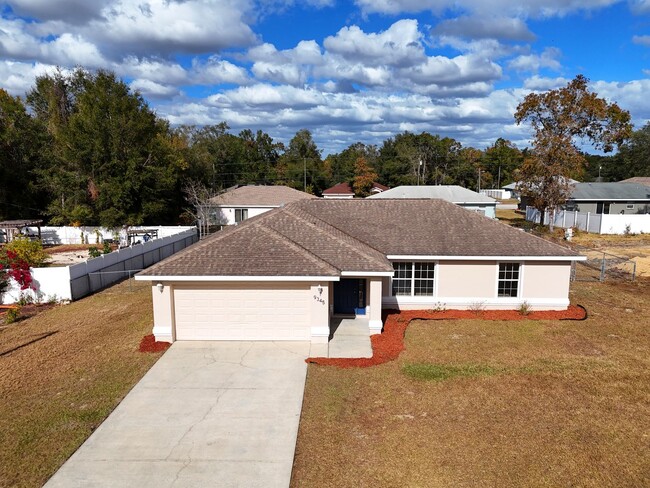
392, 262, 435, 296
498, 263, 520, 297
235, 208, 248, 223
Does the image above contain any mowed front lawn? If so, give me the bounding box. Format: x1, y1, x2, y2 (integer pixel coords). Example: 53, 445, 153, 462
0, 281, 163, 488
292, 279, 650, 487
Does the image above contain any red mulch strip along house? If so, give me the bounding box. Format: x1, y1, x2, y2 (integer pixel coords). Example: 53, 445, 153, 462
139, 334, 172, 353
306, 305, 588, 369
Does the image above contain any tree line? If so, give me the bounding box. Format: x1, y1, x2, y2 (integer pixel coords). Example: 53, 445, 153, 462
1, 69, 648, 227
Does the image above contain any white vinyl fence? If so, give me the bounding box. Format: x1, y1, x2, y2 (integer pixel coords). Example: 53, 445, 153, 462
0, 225, 195, 245
526, 207, 650, 234
2, 228, 198, 304
480, 189, 512, 199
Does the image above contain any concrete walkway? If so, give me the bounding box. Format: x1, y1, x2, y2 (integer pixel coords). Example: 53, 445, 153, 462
45, 341, 311, 488
328, 318, 372, 358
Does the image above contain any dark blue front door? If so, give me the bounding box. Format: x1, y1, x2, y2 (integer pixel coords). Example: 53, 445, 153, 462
334, 279, 366, 315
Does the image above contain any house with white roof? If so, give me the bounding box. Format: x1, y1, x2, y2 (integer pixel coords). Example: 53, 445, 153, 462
367, 185, 498, 218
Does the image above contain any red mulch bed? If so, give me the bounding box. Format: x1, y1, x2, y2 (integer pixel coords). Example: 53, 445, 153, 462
306, 305, 587, 369
138, 334, 172, 353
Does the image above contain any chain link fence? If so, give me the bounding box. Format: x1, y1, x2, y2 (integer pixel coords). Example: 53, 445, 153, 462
86, 270, 150, 294
570, 245, 637, 282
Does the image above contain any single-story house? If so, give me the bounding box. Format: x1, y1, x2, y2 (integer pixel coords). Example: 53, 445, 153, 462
619, 177, 650, 186
136, 199, 584, 344
565, 182, 650, 214
368, 185, 497, 218
322, 181, 388, 198
507, 178, 580, 204
205, 185, 315, 225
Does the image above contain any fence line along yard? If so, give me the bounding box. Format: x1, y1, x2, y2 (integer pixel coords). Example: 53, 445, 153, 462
570, 245, 637, 282
526, 206, 650, 235
2, 228, 198, 304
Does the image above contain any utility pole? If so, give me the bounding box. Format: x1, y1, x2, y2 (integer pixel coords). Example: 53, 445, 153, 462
303, 157, 307, 192
497, 165, 501, 189
478, 168, 481, 192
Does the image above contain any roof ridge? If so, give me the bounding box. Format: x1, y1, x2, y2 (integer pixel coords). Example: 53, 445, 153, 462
256, 219, 340, 275
286, 201, 390, 259
281, 206, 391, 269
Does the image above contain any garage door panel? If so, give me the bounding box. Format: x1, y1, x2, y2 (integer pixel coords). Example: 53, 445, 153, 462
173, 284, 311, 341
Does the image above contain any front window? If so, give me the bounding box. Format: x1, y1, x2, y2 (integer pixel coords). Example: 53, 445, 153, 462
498, 263, 520, 297
235, 208, 248, 223
392, 262, 435, 296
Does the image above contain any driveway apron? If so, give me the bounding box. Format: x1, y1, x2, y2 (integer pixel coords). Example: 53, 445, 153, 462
45, 341, 311, 488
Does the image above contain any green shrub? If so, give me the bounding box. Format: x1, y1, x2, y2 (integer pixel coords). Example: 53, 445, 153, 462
4, 237, 48, 267
17, 293, 34, 306
4, 307, 21, 324
88, 246, 101, 258
102, 242, 112, 254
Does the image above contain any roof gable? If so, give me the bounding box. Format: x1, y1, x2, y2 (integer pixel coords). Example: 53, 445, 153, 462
323, 182, 387, 195
208, 185, 316, 206
368, 185, 496, 204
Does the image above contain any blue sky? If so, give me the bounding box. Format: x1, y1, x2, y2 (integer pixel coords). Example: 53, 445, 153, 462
1, 0, 650, 155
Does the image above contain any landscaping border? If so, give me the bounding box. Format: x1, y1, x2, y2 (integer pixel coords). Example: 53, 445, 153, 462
306, 305, 588, 368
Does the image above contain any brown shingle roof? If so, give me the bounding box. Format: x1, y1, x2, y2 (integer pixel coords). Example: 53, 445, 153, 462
139, 198, 578, 278
322, 182, 354, 195
620, 177, 650, 186
323, 182, 387, 195
208, 185, 316, 206
295, 199, 577, 257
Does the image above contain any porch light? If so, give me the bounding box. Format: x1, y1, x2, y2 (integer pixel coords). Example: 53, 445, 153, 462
317, 284, 323, 295
156, 283, 164, 293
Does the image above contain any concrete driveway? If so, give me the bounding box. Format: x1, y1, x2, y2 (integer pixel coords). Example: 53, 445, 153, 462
45, 341, 311, 488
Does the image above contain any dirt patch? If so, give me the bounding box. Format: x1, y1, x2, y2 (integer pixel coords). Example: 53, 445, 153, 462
0, 303, 58, 327
46, 249, 91, 266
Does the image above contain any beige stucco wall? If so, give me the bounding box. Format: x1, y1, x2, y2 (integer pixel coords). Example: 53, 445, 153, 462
151, 283, 174, 343
437, 261, 496, 298
309, 282, 330, 343
521, 262, 571, 300
367, 277, 383, 334
383, 260, 572, 311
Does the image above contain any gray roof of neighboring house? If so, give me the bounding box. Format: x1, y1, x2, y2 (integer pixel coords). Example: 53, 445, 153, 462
208, 185, 316, 206
503, 178, 579, 191
367, 185, 496, 204
570, 182, 650, 201
139, 199, 578, 278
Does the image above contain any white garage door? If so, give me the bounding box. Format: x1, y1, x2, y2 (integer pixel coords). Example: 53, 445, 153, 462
173, 283, 311, 340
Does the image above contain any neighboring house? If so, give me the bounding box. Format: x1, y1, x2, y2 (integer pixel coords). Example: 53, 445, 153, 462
136, 199, 583, 344
368, 185, 498, 218
565, 182, 650, 214
322, 181, 388, 198
619, 177, 650, 186
507, 178, 580, 204
205, 185, 316, 225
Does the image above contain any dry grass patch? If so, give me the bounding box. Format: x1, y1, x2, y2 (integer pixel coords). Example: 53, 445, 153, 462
292, 279, 650, 488
0, 280, 161, 488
